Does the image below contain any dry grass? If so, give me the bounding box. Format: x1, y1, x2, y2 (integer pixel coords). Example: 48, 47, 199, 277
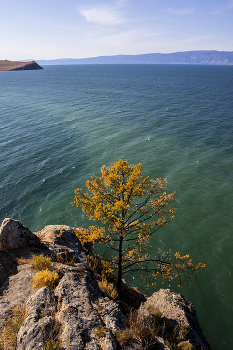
54, 251, 76, 266
43, 339, 63, 350
115, 305, 193, 350
15, 257, 33, 265
98, 278, 118, 300
116, 307, 163, 350
0, 60, 35, 71
42, 318, 64, 350
0, 304, 26, 350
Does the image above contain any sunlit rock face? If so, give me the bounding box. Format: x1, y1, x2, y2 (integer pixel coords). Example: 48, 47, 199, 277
0, 218, 211, 350
0, 218, 41, 251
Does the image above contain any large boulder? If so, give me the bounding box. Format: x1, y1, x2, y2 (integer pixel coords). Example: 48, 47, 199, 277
0, 218, 41, 251
138, 289, 211, 350
35, 225, 88, 263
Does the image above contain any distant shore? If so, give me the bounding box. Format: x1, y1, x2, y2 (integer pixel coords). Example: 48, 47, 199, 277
0, 60, 43, 71
36, 50, 233, 66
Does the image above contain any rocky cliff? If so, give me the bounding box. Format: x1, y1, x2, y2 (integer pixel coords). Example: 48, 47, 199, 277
0, 60, 43, 71
0, 218, 211, 350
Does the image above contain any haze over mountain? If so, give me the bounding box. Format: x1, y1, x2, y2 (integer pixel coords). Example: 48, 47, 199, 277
36, 51, 233, 66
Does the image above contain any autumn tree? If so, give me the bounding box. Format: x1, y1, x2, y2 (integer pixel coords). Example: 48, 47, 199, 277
72, 159, 205, 295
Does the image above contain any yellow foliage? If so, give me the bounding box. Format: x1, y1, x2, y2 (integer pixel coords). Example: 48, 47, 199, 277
71, 159, 205, 293
32, 269, 59, 290
98, 278, 118, 300
176, 342, 195, 350
89, 255, 114, 277
32, 255, 52, 271
74, 226, 111, 245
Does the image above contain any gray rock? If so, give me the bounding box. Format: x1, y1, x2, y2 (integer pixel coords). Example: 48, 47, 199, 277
0, 218, 41, 251
35, 225, 88, 263
0, 219, 211, 350
54, 271, 125, 350
138, 288, 211, 350
15, 268, 126, 350
17, 287, 56, 350
0, 264, 36, 333
0, 250, 16, 288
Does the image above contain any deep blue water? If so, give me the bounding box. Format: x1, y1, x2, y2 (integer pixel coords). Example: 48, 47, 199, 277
1, 64, 233, 349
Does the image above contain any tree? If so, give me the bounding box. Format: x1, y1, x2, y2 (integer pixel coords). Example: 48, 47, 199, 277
72, 159, 205, 295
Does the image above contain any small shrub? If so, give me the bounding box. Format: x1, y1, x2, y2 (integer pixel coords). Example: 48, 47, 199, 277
42, 309, 63, 350
164, 324, 181, 350
98, 278, 118, 300
166, 339, 175, 349
176, 341, 195, 350
116, 309, 160, 350
32, 255, 52, 271
54, 251, 76, 266
32, 269, 59, 290
116, 328, 138, 347
146, 304, 162, 319
44, 339, 63, 350
88, 255, 114, 278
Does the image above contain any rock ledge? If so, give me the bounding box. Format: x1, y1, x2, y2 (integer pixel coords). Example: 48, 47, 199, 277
0, 219, 211, 350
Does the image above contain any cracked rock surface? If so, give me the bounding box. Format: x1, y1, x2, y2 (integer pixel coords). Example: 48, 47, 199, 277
17, 270, 126, 350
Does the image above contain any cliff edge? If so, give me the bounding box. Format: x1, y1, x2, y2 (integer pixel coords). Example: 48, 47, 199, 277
0, 60, 43, 71
0, 218, 211, 350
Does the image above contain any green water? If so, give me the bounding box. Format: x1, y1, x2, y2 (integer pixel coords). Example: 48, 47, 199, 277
1, 64, 233, 349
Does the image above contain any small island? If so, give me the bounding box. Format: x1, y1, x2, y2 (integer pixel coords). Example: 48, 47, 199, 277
0, 60, 43, 71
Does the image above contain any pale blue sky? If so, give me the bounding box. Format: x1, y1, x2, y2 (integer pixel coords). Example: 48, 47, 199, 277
1, 0, 233, 60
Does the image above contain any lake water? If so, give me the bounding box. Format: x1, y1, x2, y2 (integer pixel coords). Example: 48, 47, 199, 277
1, 64, 233, 349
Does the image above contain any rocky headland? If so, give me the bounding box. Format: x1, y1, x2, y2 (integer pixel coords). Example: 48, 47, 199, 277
0, 218, 211, 350
0, 60, 43, 71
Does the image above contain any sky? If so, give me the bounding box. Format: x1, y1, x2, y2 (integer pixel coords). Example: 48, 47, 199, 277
0, 0, 233, 60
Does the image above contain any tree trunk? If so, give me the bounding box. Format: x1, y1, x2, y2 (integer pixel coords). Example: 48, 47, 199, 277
117, 234, 123, 296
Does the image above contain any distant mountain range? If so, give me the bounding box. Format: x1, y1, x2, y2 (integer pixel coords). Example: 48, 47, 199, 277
36, 51, 233, 66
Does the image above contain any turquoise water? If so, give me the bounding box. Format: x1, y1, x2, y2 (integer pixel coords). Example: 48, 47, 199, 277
1, 64, 233, 349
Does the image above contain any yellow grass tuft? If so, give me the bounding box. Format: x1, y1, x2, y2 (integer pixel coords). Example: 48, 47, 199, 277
32, 255, 52, 271
32, 269, 59, 290
98, 278, 118, 300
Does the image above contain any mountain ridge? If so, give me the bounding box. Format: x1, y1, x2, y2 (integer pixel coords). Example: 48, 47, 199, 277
36, 50, 233, 65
